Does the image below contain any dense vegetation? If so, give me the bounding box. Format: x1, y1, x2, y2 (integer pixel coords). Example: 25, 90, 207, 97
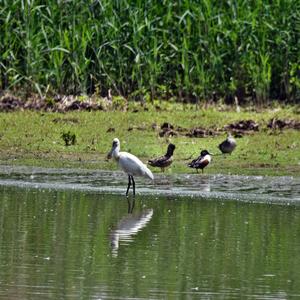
1, 0, 299, 104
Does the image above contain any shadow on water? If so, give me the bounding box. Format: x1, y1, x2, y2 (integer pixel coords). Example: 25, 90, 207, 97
110, 198, 154, 257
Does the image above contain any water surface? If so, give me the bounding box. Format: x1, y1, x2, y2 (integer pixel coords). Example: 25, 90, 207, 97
0, 166, 300, 299
0, 165, 299, 203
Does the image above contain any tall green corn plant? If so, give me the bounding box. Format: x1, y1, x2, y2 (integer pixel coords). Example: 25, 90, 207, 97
1, 1, 24, 91
0, 3, 13, 89
0, 0, 299, 103
267, 0, 299, 101
19, 0, 43, 95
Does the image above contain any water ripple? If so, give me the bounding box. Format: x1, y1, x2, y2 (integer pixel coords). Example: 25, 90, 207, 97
0, 165, 299, 204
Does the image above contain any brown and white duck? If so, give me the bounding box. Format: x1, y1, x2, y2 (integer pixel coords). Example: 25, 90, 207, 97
188, 150, 212, 173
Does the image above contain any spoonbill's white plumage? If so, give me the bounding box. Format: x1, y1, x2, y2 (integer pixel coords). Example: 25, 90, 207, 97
107, 138, 154, 196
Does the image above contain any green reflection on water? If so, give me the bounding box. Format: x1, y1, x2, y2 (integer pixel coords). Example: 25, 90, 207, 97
0, 186, 300, 299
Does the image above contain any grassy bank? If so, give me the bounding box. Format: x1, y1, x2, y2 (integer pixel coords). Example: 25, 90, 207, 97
0, 104, 299, 176
1, 1, 299, 103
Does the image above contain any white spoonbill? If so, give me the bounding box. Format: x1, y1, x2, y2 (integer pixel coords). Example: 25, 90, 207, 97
107, 138, 154, 196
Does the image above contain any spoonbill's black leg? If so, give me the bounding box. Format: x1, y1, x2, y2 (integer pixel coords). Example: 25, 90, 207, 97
131, 175, 136, 197
126, 175, 131, 197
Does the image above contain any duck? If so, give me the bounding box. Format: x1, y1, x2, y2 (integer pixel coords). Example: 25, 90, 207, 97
188, 150, 212, 173
148, 143, 176, 172
219, 133, 236, 154
107, 138, 154, 196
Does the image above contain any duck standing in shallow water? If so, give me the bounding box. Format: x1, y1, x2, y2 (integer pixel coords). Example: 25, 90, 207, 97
107, 138, 154, 196
219, 133, 236, 154
148, 143, 176, 172
188, 150, 212, 173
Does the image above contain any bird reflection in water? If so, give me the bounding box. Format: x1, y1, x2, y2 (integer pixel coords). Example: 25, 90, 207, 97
110, 199, 153, 256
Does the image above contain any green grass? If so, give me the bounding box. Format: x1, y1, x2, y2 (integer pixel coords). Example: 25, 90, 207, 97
0, 104, 299, 176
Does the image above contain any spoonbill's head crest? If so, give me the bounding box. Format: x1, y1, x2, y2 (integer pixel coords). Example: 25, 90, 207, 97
107, 138, 120, 159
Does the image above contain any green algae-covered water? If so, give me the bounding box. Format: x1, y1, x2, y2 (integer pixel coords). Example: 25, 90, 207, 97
0, 166, 300, 299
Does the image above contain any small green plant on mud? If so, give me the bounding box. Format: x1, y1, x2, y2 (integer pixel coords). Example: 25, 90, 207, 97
61, 131, 76, 146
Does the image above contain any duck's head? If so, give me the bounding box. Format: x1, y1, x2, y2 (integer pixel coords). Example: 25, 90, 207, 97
200, 150, 210, 156
107, 138, 120, 159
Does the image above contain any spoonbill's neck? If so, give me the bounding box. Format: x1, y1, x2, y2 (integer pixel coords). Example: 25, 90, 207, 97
112, 146, 120, 160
